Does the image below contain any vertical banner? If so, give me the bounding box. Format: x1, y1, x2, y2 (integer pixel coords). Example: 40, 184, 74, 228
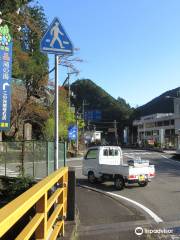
0, 25, 12, 131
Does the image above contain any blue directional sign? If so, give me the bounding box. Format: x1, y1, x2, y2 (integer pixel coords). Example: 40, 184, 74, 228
40, 17, 73, 55
0, 25, 13, 131
84, 110, 101, 121
68, 125, 78, 140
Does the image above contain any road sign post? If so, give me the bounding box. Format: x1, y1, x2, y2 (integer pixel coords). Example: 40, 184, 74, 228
68, 125, 78, 141
40, 17, 73, 171
54, 55, 59, 170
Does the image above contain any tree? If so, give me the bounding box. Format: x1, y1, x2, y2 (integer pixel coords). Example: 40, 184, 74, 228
1, 1, 49, 93
71, 79, 134, 122
117, 97, 134, 120
43, 88, 76, 140
1, 1, 50, 139
7, 82, 49, 140
1, 1, 83, 140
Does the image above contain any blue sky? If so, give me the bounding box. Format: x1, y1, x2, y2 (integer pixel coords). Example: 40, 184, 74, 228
40, 0, 180, 107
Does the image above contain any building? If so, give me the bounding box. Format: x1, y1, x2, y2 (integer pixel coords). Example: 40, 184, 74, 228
84, 130, 102, 144
133, 98, 180, 149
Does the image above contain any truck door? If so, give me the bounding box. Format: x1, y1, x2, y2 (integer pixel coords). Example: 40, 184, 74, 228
83, 148, 99, 175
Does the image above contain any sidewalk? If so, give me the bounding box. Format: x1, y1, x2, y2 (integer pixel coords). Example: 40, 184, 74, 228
75, 186, 156, 240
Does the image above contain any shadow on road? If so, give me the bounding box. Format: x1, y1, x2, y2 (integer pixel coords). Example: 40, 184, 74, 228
77, 178, 140, 192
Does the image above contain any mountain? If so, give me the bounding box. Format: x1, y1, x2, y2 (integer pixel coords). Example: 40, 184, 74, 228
70, 79, 133, 126
134, 87, 180, 119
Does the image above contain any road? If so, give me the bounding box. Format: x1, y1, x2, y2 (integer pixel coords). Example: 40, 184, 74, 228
67, 149, 180, 239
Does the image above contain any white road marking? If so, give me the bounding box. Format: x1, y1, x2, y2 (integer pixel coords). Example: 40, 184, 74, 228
160, 154, 180, 166
123, 152, 152, 155
71, 165, 82, 169
123, 154, 135, 159
107, 192, 163, 223
66, 158, 83, 162
160, 155, 170, 160
79, 185, 163, 224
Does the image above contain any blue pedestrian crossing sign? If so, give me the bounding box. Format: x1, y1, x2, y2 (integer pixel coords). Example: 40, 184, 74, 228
40, 17, 73, 55
68, 125, 78, 140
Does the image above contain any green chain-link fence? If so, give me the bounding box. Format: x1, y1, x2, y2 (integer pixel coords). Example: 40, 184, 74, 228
0, 141, 66, 179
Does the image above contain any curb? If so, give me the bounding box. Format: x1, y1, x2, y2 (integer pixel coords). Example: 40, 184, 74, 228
62, 208, 79, 240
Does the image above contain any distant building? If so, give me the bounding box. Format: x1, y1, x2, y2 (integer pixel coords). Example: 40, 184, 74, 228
84, 130, 102, 144
132, 98, 180, 149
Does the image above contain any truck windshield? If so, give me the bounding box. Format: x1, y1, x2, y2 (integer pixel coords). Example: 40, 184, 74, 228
86, 149, 98, 159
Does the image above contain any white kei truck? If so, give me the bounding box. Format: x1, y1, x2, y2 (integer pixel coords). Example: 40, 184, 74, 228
82, 146, 155, 190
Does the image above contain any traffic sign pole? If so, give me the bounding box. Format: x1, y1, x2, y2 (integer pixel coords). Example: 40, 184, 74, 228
40, 17, 73, 171
54, 55, 59, 170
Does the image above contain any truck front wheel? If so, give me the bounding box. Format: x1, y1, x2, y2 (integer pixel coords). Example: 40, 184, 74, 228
88, 171, 96, 183
114, 177, 124, 190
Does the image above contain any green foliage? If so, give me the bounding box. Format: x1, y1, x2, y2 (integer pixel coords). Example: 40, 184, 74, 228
0, 0, 32, 14
43, 89, 76, 140
2, 176, 34, 199
1, 0, 49, 98
44, 118, 54, 140
117, 97, 134, 120
154, 141, 161, 148
1, 1, 50, 139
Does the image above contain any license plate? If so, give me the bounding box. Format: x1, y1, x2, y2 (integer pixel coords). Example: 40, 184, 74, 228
138, 175, 145, 181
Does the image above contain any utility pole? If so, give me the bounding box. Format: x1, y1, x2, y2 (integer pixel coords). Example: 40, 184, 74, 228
114, 120, 118, 145
82, 100, 85, 134
76, 111, 79, 156
68, 73, 71, 109
82, 100, 89, 134
54, 55, 59, 171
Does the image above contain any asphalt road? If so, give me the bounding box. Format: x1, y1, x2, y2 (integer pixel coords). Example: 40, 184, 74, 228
67, 149, 180, 240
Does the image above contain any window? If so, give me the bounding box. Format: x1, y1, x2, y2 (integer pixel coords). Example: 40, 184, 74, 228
164, 120, 170, 126
103, 148, 119, 156
103, 149, 108, 156
86, 149, 98, 159
109, 149, 114, 156
165, 129, 170, 135
157, 121, 163, 126
114, 150, 118, 156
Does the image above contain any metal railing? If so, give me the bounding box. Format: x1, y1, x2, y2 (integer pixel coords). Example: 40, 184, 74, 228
0, 167, 68, 240
0, 141, 66, 178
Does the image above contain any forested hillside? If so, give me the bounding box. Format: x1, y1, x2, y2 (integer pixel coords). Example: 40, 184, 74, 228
133, 87, 180, 119
71, 79, 133, 121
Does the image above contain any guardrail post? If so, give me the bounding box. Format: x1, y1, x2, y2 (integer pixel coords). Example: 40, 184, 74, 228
64, 170, 68, 216
64, 142, 66, 167
33, 141, 35, 178
35, 193, 47, 239
46, 141, 49, 176
5, 142, 7, 177
57, 176, 65, 236
67, 169, 76, 221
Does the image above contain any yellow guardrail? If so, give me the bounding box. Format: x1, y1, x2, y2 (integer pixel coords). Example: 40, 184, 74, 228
0, 167, 68, 240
